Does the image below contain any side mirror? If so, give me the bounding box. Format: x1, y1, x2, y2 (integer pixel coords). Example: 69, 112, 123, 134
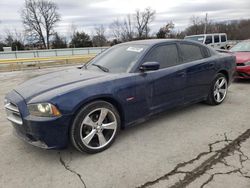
140, 62, 160, 72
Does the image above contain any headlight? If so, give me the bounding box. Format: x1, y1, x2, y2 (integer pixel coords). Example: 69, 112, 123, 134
28, 103, 61, 117
244, 61, 250, 66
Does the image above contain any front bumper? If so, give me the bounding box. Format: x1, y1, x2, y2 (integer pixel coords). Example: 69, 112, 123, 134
5, 91, 72, 149
235, 66, 250, 79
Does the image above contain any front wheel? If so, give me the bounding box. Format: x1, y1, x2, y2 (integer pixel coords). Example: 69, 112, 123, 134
70, 101, 120, 153
206, 73, 228, 105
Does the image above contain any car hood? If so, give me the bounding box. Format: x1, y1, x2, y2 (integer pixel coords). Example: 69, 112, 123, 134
233, 52, 250, 64
14, 68, 110, 102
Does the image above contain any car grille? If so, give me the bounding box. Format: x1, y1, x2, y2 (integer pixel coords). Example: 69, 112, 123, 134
4, 102, 23, 125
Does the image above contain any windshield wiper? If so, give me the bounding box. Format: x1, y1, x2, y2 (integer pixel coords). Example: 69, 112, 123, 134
92, 64, 109, 72
77, 64, 87, 69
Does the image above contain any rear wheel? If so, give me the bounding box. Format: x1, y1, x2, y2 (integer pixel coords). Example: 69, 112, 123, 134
206, 73, 228, 105
70, 101, 120, 153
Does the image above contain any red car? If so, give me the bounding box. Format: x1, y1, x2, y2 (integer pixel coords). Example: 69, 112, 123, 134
230, 40, 250, 79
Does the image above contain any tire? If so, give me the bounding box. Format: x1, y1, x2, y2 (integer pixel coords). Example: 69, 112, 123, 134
70, 101, 121, 154
206, 73, 228, 105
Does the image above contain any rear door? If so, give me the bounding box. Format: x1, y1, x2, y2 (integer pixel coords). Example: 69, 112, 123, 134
179, 42, 216, 103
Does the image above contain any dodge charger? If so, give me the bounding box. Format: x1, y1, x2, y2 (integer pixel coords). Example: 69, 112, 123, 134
4, 39, 236, 153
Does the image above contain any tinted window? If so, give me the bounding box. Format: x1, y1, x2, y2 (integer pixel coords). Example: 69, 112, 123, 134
87, 44, 147, 73
205, 36, 212, 44
144, 44, 179, 69
221, 35, 226, 42
180, 43, 204, 63
201, 46, 211, 58
214, 35, 219, 43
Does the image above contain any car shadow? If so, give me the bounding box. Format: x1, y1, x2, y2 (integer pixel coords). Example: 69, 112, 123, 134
63, 103, 210, 157
233, 78, 250, 84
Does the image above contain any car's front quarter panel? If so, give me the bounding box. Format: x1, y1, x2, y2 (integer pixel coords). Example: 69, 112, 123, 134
48, 73, 150, 127
5, 90, 72, 149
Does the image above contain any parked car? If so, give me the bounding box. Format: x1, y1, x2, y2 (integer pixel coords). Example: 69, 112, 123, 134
230, 40, 250, 79
4, 39, 236, 153
185, 33, 228, 49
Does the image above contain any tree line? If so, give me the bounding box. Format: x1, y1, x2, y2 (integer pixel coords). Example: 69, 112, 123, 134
0, 0, 250, 51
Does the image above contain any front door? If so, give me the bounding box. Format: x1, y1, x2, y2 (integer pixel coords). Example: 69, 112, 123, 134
140, 43, 186, 111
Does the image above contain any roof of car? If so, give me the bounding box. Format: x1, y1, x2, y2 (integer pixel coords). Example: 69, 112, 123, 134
121, 39, 182, 46
185, 33, 227, 37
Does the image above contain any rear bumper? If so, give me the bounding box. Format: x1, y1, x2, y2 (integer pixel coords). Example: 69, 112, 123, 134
5, 90, 72, 149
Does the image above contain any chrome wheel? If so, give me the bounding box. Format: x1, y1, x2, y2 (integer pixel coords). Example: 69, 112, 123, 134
213, 77, 227, 103
80, 108, 117, 149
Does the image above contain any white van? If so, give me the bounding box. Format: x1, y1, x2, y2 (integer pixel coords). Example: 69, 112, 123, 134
184, 33, 228, 49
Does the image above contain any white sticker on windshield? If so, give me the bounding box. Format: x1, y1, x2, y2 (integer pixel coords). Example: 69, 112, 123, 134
127, 47, 144, 53
198, 37, 204, 41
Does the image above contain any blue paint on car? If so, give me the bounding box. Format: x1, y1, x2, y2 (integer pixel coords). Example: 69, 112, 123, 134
4, 39, 236, 151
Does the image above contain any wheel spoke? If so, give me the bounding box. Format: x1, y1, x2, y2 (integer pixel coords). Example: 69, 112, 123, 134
102, 122, 116, 130
216, 92, 221, 101
97, 132, 107, 146
82, 115, 96, 128
219, 89, 226, 95
219, 79, 226, 88
215, 80, 220, 88
83, 129, 97, 144
97, 108, 108, 125
214, 90, 218, 96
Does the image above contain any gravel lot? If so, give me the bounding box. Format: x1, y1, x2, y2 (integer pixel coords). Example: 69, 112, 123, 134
0, 66, 250, 188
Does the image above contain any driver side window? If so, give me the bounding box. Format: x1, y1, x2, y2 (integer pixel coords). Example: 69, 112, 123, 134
143, 44, 179, 69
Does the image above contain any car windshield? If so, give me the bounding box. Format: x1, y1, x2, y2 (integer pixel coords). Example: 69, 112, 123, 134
185, 36, 204, 43
86, 44, 148, 73
230, 41, 250, 52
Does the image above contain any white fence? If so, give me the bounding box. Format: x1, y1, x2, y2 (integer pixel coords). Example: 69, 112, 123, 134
0, 47, 109, 59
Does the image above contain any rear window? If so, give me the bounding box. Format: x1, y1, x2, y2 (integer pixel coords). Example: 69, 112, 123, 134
221, 35, 226, 42
180, 43, 204, 63
214, 35, 219, 43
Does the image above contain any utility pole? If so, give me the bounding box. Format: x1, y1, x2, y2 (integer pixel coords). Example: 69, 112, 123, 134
204, 13, 208, 34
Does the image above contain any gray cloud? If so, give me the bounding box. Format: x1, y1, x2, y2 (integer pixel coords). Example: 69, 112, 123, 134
0, 0, 250, 40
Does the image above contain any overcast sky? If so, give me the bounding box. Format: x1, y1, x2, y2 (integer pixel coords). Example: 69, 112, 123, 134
0, 0, 249, 39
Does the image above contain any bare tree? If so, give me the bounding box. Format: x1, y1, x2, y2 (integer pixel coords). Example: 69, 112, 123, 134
5, 29, 26, 44
21, 0, 60, 49
110, 15, 134, 42
110, 19, 123, 40
135, 8, 155, 39
122, 15, 134, 41
67, 22, 77, 43
156, 22, 175, 38
3, 29, 26, 50
92, 25, 107, 47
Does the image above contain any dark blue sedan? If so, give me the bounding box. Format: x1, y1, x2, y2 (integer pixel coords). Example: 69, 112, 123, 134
4, 39, 236, 153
